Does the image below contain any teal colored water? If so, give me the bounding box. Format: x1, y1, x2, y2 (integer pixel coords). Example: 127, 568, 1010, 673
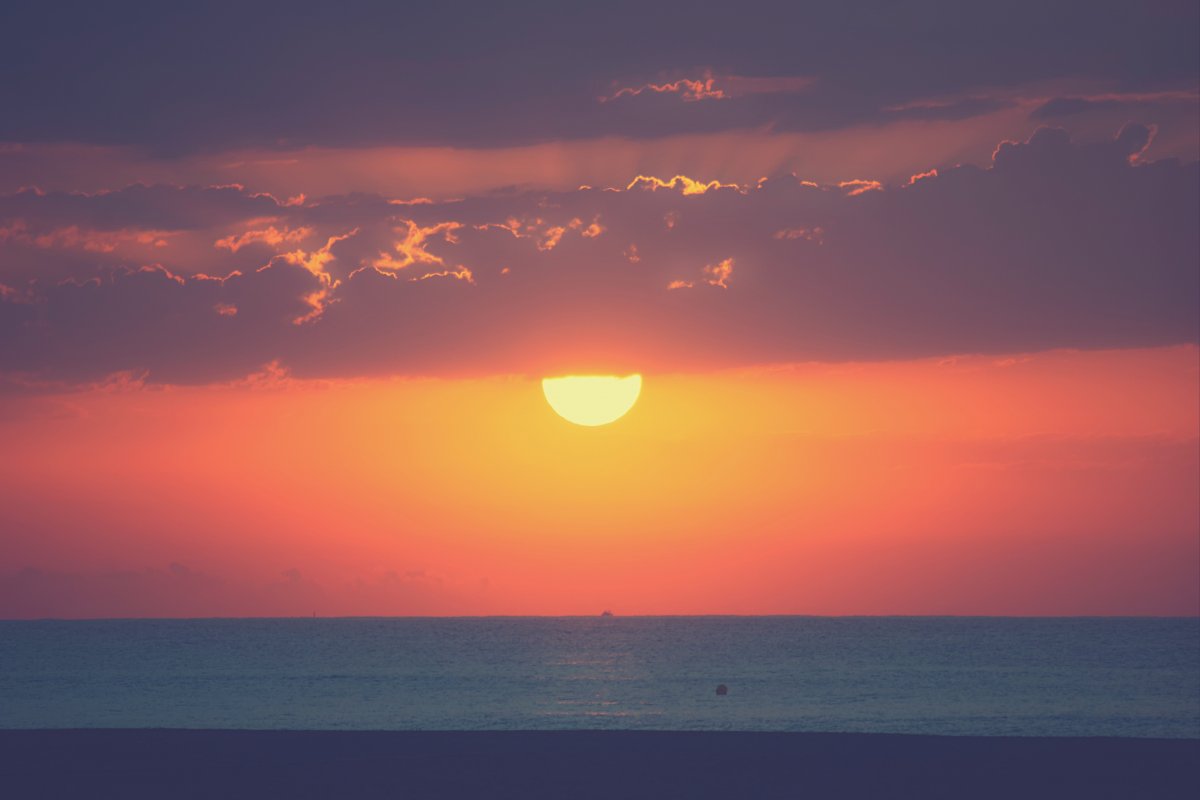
1, 617, 1196, 736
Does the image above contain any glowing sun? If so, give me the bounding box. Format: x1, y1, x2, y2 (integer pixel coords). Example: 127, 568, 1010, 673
542, 374, 642, 426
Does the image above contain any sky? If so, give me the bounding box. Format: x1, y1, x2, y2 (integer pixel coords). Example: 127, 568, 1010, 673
0, 1, 1197, 617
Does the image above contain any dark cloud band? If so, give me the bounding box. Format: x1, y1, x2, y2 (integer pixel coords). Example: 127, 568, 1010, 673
1, 125, 1195, 386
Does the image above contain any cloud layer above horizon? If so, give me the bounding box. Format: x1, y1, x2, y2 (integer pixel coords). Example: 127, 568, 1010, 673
1, 1, 1197, 386
3, 1, 1197, 151
2, 124, 1196, 385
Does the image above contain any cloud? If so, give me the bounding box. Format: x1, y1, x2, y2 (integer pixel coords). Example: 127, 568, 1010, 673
0, 184, 283, 232
0, 126, 1196, 385
773, 226, 822, 242
0, 219, 177, 252
664, 258, 734, 290
600, 71, 815, 103
4, 97, 1195, 203
836, 179, 883, 196
282, 229, 359, 324
602, 73, 726, 103
883, 96, 1016, 122
372, 220, 463, 274
1030, 90, 1199, 120
703, 258, 734, 288
626, 175, 745, 195
215, 224, 312, 253
1, 2, 1195, 151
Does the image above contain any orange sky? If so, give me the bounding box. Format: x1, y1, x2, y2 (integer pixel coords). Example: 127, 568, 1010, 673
2, 3, 1197, 623
2, 345, 1196, 618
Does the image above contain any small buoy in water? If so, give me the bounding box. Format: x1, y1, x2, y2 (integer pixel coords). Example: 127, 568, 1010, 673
715, 684, 728, 696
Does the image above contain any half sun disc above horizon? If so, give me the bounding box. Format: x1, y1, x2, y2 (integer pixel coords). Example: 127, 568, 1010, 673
542, 374, 643, 426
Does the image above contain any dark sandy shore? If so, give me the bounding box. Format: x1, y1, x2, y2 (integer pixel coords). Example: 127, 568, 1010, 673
1, 729, 1196, 799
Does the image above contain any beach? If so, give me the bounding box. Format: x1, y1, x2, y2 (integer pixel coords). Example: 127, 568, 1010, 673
2, 730, 1196, 799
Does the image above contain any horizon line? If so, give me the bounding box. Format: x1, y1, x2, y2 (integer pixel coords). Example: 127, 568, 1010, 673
2, 613, 1197, 622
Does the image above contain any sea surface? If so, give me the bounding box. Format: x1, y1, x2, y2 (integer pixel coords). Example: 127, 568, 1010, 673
1, 617, 1197, 737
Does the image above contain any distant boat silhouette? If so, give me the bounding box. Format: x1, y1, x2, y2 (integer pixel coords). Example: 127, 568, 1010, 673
600, 610, 614, 617
716, 684, 728, 696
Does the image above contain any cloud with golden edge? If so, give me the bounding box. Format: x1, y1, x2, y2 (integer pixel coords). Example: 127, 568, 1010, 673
667, 257, 734, 290
906, 169, 939, 185
837, 179, 884, 197
281, 228, 358, 325
626, 174, 744, 195
215, 224, 313, 252
476, 215, 601, 251
704, 258, 734, 288
538, 224, 568, 251
601, 73, 725, 103
374, 219, 463, 273
411, 266, 475, 284
600, 71, 814, 103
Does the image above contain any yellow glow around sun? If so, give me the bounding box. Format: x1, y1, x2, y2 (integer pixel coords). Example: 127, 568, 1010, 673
542, 374, 643, 426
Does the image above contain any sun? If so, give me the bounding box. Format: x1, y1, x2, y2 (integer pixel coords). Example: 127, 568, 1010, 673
542, 374, 642, 426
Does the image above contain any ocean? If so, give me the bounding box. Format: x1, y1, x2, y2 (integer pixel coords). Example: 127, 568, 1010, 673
1, 617, 1197, 737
